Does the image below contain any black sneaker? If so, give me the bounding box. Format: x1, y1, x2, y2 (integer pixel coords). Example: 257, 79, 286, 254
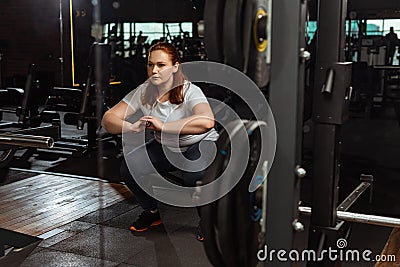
130, 210, 162, 232
196, 223, 204, 242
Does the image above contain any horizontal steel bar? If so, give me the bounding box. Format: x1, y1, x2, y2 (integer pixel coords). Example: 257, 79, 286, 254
299, 206, 400, 228
0, 133, 54, 148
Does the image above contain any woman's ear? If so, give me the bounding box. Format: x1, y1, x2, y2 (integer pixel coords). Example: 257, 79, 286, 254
172, 62, 179, 73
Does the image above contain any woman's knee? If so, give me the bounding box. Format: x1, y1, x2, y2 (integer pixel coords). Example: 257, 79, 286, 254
124, 141, 165, 177
120, 158, 145, 193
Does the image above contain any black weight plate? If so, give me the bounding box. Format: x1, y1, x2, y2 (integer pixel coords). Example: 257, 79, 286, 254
200, 124, 232, 267
247, 0, 269, 88
242, 0, 256, 74
223, 0, 245, 70
204, 0, 226, 62
213, 121, 264, 266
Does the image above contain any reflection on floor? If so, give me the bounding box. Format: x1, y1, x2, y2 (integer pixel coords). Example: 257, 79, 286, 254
0, 119, 212, 266
19, 201, 210, 267
0, 171, 211, 266
0, 174, 130, 236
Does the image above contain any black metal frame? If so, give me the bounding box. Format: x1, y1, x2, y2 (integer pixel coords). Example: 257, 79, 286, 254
266, 0, 308, 265
307, 0, 360, 266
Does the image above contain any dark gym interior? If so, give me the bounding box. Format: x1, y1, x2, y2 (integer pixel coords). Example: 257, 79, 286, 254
1, 0, 400, 266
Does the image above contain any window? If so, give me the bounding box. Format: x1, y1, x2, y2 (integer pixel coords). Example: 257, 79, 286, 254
363, 19, 400, 36
306, 21, 317, 44
346, 20, 359, 37
382, 19, 400, 35
164, 23, 192, 39
308, 19, 400, 38
135, 23, 164, 44
365, 19, 383, 36
102, 22, 193, 58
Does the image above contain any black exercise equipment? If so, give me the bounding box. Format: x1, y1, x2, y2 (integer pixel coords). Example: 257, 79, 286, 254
307, 0, 354, 261
0, 88, 24, 120
18, 64, 35, 125
0, 63, 61, 170
42, 43, 114, 156
0, 131, 55, 169
46, 87, 83, 112
204, 0, 226, 63
304, 1, 400, 266
0, 57, 104, 163
204, 0, 270, 88
222, 0, 247, 70
48, 43, 110, 123
201, 120, 267, 267
0, 64, 56, 128
181, 39, 207, 62
246, 0, 269, 88
0, 123, 60, 169
200, 0, 400, 265
200, 0, 308, 265
0, 133, 54, 149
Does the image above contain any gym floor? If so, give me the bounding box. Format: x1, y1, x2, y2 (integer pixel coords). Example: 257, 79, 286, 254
0, 113, 211, 266
1, 106, 400, 266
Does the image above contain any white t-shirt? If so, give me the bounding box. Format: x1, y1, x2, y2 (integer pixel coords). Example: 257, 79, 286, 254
122, 81, 219, 151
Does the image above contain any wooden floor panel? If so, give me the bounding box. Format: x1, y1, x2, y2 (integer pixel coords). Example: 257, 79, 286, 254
0, 174, 132, 236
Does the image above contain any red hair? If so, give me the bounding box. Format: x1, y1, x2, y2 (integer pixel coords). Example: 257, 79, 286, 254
142, 42, 186, 105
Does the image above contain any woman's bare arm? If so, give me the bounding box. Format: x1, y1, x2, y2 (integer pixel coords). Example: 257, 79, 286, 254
101, 101, 144, 134
141, 102, 215, 134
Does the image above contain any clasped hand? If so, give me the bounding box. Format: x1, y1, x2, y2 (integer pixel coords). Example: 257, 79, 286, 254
139, 116, 164, 131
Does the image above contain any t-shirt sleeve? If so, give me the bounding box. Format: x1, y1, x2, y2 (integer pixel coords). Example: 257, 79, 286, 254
122, 83, 146, 112
185, 83, 209, 111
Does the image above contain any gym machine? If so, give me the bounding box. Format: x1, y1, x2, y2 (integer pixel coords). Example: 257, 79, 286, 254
200, 120, 268, 267
264, 0, 311, 264
0, 43, 114, 169
200, 0, 400, 266
43, 43, 117, 157
0, 64, 58, 128
0, 64, 60, 169
303, 1, 400, 266
200, 0, 299, 265
203, 0, 270, 89
306, 0, 354, 262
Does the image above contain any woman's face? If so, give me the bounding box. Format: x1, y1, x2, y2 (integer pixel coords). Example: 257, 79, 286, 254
147, 50, 178, 87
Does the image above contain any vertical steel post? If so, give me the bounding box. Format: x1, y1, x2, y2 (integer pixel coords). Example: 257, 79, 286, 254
266, 0, 308, 265
59, 0, 64, 87
92, 0, 104, 178
310, 0, 347, 229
